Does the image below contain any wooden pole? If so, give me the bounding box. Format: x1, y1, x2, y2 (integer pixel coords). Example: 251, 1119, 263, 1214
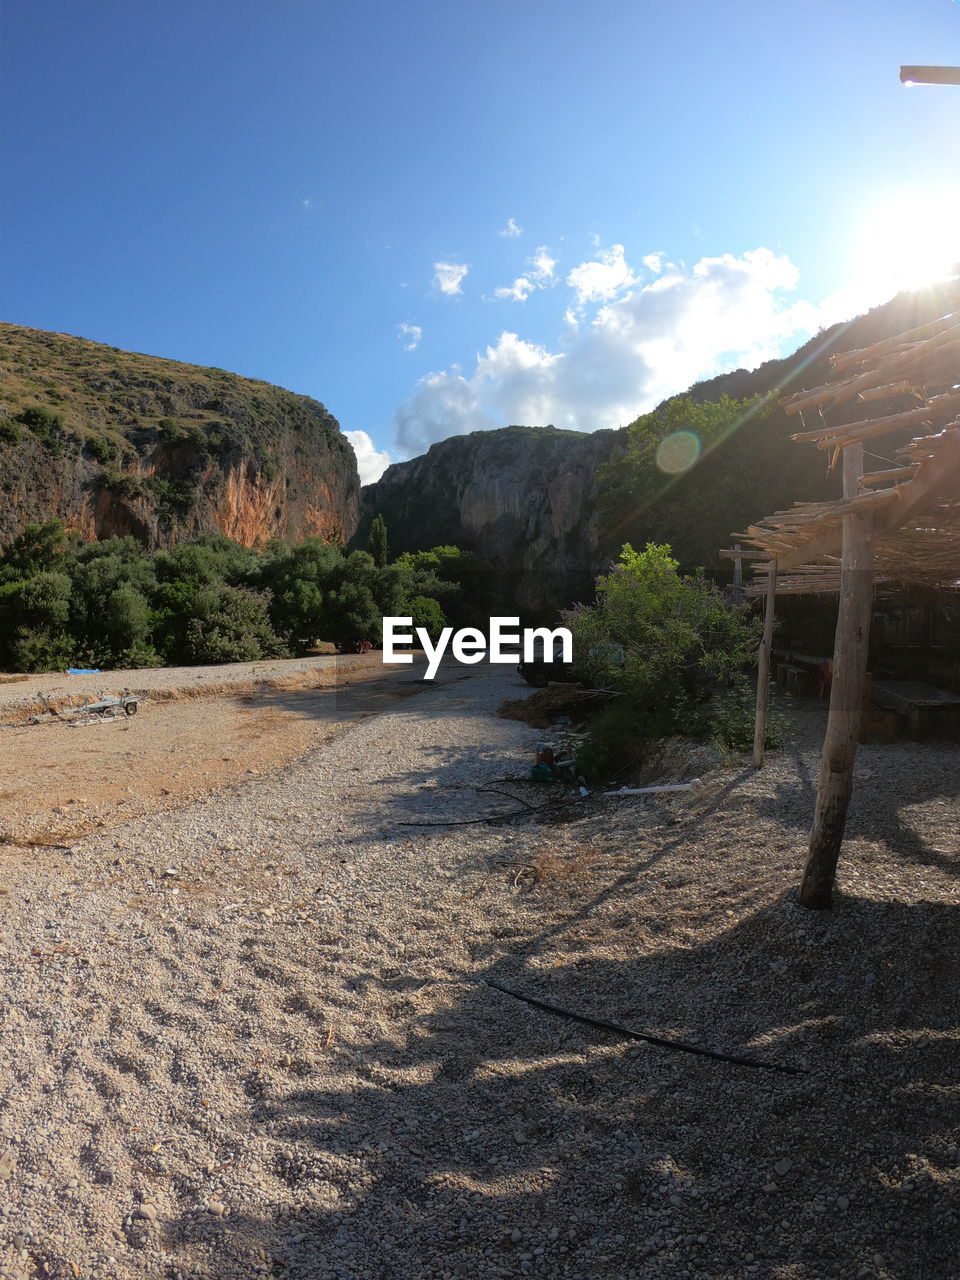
753, 559, 777, 767
799, 444, 873, 908
732, 542, 743, 604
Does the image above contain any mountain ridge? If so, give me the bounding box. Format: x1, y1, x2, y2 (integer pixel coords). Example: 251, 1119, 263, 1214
358, 284, 959, 606
0, 322, 359, 549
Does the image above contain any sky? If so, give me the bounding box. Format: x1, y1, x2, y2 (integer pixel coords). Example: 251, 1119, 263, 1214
3, 0, 960, 483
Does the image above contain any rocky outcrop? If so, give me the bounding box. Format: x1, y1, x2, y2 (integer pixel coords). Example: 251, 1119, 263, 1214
0, 323, 359, 549
357, 426, 625, 612
359, 284, 960, 613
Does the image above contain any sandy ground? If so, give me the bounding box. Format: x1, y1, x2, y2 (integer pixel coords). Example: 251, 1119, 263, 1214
0, 654, 426, 846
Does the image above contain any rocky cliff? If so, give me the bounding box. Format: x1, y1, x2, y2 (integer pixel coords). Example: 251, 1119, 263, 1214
359, 285, 959, 612
357, 425, 625, 611
0, 323, 359, 548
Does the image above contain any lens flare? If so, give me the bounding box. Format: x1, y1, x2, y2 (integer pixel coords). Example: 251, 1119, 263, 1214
656, 430, 701, 475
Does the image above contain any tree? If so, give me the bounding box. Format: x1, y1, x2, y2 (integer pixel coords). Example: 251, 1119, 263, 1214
0, 519, 70, 584
367, 514, 389, 568
395, 545, 498, 627
0, 571, 73, 672
563, 542, 760, 740
407, 594, 446, 641
598, 394, 784, 571
183, 584, 288, 665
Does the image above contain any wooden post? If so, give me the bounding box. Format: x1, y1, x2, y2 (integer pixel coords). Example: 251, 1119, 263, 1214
799, 444, 872, 908
732, 543, 744, 604
753, 559, 777, 767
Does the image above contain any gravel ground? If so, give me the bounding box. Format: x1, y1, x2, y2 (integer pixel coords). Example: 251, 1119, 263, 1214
0, 654, 385, 719
0, 668, 957, 1280
0, 655, 426, 846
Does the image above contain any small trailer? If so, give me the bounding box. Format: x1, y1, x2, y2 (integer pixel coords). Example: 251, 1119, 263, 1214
29, 690, 142, 727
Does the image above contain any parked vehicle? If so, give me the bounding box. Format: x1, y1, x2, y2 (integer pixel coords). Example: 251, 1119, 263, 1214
518, 644, 575, 687
518, 640, 624, 688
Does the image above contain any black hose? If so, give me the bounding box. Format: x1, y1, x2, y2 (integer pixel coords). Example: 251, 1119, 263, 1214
475, 786, 538, 809
398, 807, 547, 827
398, 787, 592, 828
486, 980, 807, 1076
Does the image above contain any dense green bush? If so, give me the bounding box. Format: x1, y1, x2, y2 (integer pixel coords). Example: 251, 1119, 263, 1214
16, 405, 64, 454
100, 469, 147, 501
184, 584, 287, 664
146, 475, 197, 515
406, 594, 446, 641
85, 434, 116, 463
16, 405, 61, 437
157, 418, 211, 453
564, 542, 762, 777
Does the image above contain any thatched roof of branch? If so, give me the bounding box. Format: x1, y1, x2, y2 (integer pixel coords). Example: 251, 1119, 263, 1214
737, 294, 960, 594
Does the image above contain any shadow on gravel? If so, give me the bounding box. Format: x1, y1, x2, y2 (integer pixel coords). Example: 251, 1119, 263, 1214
179, 896, 960, 1280
753, 754, 960, 880
246, 661, 480, 729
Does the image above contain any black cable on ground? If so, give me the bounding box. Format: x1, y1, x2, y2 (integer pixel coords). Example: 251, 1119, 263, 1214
475, 786, 538, 809
486, 980, 807, 1076
398, 790, 590, 828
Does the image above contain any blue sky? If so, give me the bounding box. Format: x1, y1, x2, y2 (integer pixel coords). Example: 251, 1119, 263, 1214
3, 0, 960, 481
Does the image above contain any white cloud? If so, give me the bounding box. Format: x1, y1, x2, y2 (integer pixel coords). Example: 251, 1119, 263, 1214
642, 252, 664, 273
345, 430, 392, 486
529, 246, 556, 284
394, 247, 824, 456
398, 322, 422, 351
492, 245, 558, 302
567, 242, 637, 308
499, 217, 523, 238
433, 261, 469, 296
494, 277, 535, 303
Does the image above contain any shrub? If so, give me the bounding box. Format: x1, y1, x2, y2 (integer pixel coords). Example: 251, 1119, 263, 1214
0, 420, 21, 446
146, 475, 197, 515
565, 543, 763, 773
709, 676, 785, 755
100, 470, 147, 501
183, 584, 288, 665
16, 405, 61, 438
16, 405, 63, 454
564, 543, 759, 722
406, 594, 446, 641
574, 698, 653, 784
158, 418, 210, 453
85, 435, 115, 464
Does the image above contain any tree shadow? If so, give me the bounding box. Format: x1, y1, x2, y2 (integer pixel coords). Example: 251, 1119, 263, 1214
165, 895, 960, 1279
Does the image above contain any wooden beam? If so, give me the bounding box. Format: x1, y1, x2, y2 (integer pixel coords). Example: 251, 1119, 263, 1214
833, 313, 959, 369
883, 428, 960, 532
790, 402, 935, 444
774, 525, 844, 572
718, 548, 771, 560
753, 561, 777, 767
800, 445, 872, 909
860, 466, 916, 487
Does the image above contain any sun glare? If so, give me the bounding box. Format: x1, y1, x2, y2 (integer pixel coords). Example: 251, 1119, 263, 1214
853, 188, 960, 297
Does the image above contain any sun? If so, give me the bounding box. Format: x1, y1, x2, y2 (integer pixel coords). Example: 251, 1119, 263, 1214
853, 187, 960, 297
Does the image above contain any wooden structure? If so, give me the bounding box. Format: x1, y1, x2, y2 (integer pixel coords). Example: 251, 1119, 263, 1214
731, 301, 960, 907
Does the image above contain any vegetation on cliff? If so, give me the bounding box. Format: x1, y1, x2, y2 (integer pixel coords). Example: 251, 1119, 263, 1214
360, 286, 958, 609
0, 323, 358, 549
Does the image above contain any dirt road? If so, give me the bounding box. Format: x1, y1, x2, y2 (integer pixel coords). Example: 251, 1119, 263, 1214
0, 654, 442, 847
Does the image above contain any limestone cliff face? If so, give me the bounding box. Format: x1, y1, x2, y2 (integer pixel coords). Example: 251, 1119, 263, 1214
358, 426, 625, 611
0, 323, 359, 549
